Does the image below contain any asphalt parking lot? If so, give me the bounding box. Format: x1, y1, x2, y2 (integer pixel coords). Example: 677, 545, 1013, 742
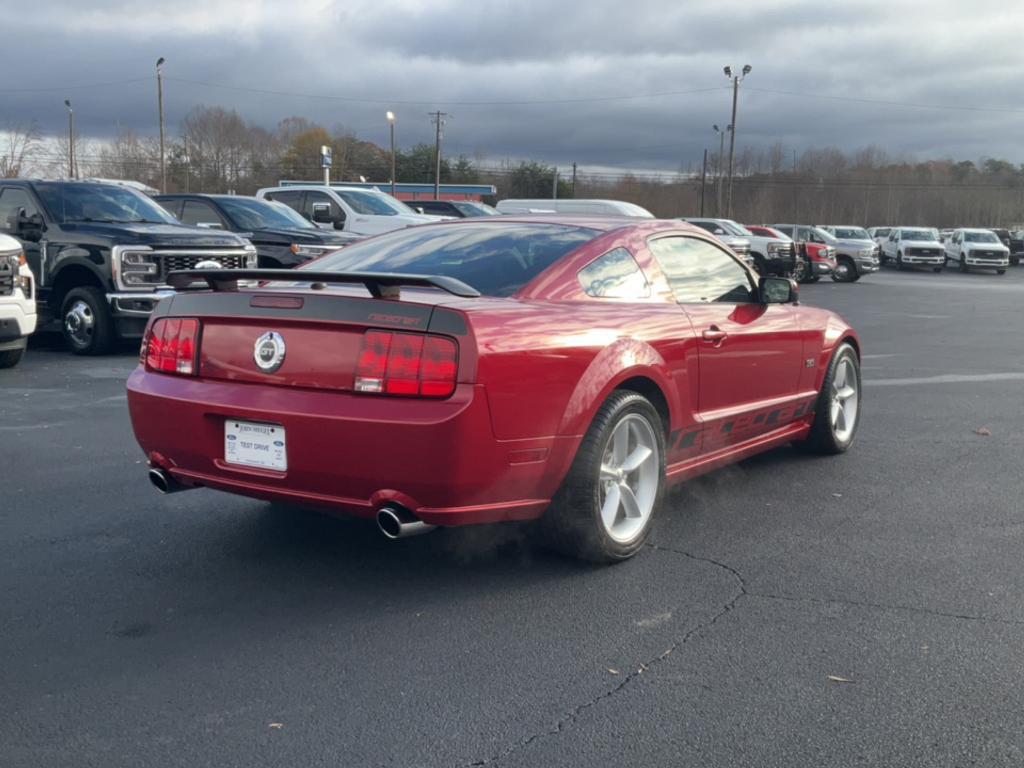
3, 266, 1023, 768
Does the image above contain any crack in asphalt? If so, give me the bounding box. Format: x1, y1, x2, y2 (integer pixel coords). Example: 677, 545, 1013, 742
745, 591, 1024, 626
461, 544, 747, 767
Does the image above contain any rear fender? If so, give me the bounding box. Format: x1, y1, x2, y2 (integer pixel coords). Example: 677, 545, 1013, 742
557, 337, 677, 437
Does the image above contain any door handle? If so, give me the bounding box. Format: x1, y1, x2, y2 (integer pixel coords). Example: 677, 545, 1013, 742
702, 326, 728, 346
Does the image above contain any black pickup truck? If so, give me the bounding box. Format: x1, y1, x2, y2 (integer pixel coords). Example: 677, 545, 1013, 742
0, 180, 256, 354
155, 194, 360, 268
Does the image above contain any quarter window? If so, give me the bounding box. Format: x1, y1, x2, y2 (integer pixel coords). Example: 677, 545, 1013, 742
180, 200, 222, 227
577, 248, 650, 299
648, 236, 756, 304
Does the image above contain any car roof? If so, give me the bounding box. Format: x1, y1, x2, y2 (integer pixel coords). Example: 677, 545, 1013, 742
447, 214, 694, 235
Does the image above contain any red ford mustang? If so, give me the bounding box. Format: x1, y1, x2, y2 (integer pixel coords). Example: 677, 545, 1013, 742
127, 216, 861, 562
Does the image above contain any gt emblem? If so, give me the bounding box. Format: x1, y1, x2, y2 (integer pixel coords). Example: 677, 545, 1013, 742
254, 331, 286, 373
805, 358, 816, 368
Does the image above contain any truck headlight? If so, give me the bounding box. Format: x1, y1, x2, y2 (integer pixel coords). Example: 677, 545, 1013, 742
120, 250, 160, 285
243, 244, 258, 268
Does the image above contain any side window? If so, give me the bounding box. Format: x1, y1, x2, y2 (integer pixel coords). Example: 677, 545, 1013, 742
577, 247, 650, 299
648, 236, 756, 304
268, 190, 304, 214
0, 187, 40, 232
775, 226, 792, 237
158, 199, 182, 219
180, 200, 222, 228
304, 191, 343, 221
690, 221, 719, 235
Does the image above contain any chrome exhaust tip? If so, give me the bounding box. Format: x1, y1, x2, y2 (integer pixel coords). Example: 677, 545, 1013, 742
376, 506, 437, 539
148, 467, 186, 495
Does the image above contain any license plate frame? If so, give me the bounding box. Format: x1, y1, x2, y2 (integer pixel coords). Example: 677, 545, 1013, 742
224, 420, 287, 471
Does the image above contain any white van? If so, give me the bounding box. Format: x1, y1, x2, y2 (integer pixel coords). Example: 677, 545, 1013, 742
255, 185, 444, 237
495, 199, 654, 217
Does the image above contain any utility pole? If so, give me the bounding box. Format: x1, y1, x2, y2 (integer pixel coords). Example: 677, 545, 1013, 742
552, 167, 558, 199
713, 124, 730, 216
723, 64, 751, 218
430, 111, 448, 200
63, 99, 75, 179
700, 148, 708, 216
156, 57, 166, 193
571, 162, 577, 197
386, 111, 396, 197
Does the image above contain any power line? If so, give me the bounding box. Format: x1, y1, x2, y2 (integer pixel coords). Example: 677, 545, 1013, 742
747, 86, 1024, 115
0, 77, 151, 93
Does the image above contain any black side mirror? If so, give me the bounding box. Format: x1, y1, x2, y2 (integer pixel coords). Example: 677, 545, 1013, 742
310, 204, 333, 225
16, 209, 44, 243
760, 276, 798, 305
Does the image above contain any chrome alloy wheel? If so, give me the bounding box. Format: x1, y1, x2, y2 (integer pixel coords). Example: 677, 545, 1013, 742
830, 356, 860, 443
598, 414, 659, 542
64, 300, 95, 347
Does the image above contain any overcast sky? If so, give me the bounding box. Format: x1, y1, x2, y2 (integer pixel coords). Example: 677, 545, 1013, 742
3, 0, 1023, 173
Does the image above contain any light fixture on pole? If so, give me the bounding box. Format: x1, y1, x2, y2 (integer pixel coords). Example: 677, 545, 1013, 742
722, 64, 751, 217
156, 57, 166, 193
386, 111, 396, 197
63, 99, 75, 179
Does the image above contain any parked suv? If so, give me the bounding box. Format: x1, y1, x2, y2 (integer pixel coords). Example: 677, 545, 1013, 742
771, 224, 837, 282
680, 218, 753, 266
880, 227, 944, 271
256, 185, 441, 236
405, 199, 500, 218
944, 229, 1009, 274
0, 180, 256, 354
0, 233, 36, 368
156, 194, 360, 268
818, 225, 881, 282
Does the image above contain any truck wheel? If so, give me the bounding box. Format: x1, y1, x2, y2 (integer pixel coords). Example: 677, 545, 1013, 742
831, 257, 857, 282
997, 269, 1007, 275
751, 253, 767, 276
541, 390, 665, 563
61, 286, 115, 355
958, 255, 968, 273
0, 347, 25, 368
1011, 255, 1020, 266
896, 252, 905, 271
797, 342, 861, 455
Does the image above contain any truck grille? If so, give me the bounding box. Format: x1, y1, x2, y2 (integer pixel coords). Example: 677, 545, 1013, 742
908, 247, 939, 256
0, 254, 15, 296
156, 251, 249, 281
975, 250, 1002, 258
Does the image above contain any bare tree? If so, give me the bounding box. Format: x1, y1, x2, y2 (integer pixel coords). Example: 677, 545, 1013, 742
0, 121, 42, 178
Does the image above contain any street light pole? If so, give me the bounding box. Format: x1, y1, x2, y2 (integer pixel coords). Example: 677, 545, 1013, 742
723, 64, 751, 218
386, 111, 396, 197
713, 124, 730, 216
430, 111, 447, 200
63, 99, 74, 179
156, 57, 166, 193
700, 148, 708, 217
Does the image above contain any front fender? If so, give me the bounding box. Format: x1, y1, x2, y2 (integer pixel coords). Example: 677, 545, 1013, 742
557, 337, 678, 436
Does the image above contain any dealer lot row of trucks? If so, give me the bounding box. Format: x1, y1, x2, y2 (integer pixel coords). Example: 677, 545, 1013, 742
1, 177, 1022, 369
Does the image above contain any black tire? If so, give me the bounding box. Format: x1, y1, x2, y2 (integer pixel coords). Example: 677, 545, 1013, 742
792, 256, 808, 282
997, 269, 1007, 275
958, 254, 967, 273
831, 257, 857, 283
798, 343, 861, 455
751, 253, 767, 276
896, 252, 905, 271
61, 286, 115, 355
0, 347, 25, 368
932, 267, 942, 273
805, 273, 821, 283
1011, 255, 1020, 266
541, 390, 666, 563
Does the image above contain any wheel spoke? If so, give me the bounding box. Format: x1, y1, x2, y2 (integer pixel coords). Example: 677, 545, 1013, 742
618, 483, 642, 519
612, 421, 629, 464
830, 400, 841, 427
620, 445, 652, 473
834, 360, 847, 389
835, 404, 847, 433
600, 464, 618, 481
837, 385, 856, 401
600, 483, 621, 530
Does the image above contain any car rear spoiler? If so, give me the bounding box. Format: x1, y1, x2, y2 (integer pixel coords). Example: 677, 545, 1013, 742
166, 269, 481, 299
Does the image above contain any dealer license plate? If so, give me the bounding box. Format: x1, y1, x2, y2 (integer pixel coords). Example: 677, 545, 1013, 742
224, 420, 287, 471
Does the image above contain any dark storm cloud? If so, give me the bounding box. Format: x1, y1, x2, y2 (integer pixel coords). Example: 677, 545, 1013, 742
1, 0, 1021, 172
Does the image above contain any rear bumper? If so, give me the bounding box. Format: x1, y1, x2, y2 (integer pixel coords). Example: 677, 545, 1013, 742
126, 369, 574, 526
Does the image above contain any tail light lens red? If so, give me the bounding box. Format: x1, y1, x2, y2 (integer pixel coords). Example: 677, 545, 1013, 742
355, 330, 458, 398
144, 317, 200, 375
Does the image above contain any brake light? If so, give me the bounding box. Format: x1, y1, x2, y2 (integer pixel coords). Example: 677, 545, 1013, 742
145, 317, 200, 375
355, 330, 458, 397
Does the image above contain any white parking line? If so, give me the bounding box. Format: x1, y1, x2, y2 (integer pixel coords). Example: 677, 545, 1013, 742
867, 372, 1024, 386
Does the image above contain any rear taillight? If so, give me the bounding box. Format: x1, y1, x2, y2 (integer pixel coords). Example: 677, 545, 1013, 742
355, 330, 458, 398
144, 317, 200, 375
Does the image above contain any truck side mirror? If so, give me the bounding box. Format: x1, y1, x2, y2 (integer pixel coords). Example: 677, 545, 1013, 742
16, 209, 44, 243
310, 204, 334, 225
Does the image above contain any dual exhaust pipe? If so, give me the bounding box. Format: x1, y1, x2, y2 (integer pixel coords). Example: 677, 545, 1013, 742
148, 467, 434, 539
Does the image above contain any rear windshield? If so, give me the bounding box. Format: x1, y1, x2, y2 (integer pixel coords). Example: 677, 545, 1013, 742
311, 222, 600, 297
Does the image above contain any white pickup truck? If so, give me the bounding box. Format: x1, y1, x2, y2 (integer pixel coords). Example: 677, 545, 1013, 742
881, 227, 945, 272
0, 233, 37, 368
943, 229, 1009, 274
256, 185, 444, 236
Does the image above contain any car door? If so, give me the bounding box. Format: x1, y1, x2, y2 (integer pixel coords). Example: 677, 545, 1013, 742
647, 235, 805, 450
945, 231, 959, 262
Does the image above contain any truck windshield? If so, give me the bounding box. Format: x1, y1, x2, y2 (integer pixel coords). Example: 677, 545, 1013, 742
335, 190, 415, 216
309, 222, 600, 297
35, 183, 178, 225
964, 231, 999, 243
901, 230, 934, 241
218, 197, 316, 231
721, 219, 753, 237
833, 228, 870, 239
453, 201, 500, 217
